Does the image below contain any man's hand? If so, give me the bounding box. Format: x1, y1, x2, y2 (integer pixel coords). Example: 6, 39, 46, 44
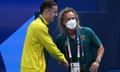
89, 61, 100, 72
58, 61, 69, 68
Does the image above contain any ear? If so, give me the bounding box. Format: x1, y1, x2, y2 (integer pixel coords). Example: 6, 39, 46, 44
44, 9, 49, 13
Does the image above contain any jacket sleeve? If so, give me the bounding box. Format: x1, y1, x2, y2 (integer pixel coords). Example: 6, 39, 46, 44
34, 24, 67, 63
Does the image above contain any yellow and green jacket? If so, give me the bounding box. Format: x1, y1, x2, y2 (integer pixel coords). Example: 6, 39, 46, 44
21, 15, 67, 72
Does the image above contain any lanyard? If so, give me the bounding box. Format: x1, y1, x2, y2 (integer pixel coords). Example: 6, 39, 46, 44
66, 30, 82, 59
65, 29, 85, 62
77, 29, 84, 58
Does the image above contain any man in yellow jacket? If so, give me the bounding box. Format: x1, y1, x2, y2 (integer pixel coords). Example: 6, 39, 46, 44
20, 1, 68, 72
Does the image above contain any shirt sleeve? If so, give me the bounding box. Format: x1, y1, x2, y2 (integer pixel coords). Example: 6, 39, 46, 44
88, 27, 102, 49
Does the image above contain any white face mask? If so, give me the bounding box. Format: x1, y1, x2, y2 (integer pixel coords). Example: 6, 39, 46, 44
65, 19, 77, 30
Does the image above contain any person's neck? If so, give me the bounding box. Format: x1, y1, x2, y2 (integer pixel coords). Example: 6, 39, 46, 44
68, 30, 76, 39
40, 14, 48, 22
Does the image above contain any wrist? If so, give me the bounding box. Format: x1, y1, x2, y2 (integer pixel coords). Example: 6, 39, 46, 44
95, 59, 101, 64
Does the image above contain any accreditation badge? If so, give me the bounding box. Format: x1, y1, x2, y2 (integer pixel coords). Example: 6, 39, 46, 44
70, 62, 80, 72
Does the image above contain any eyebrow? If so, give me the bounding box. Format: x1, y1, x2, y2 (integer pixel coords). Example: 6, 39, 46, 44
67, 17, 76, 20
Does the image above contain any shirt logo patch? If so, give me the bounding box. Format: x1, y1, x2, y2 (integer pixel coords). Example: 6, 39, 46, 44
80, 35, 85, 41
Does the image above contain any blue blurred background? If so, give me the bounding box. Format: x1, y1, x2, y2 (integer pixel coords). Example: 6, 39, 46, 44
0, 0, 120, 72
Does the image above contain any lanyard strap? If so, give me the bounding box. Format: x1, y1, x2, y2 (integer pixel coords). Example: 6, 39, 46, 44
66, 30, 81, 59
77, 29, 84, 58
76, 30, 80, 58
66, 29, 85, 61
66, 32, 72, 58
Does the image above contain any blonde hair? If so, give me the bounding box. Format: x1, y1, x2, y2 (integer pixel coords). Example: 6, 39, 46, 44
58, 7, 80, 32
